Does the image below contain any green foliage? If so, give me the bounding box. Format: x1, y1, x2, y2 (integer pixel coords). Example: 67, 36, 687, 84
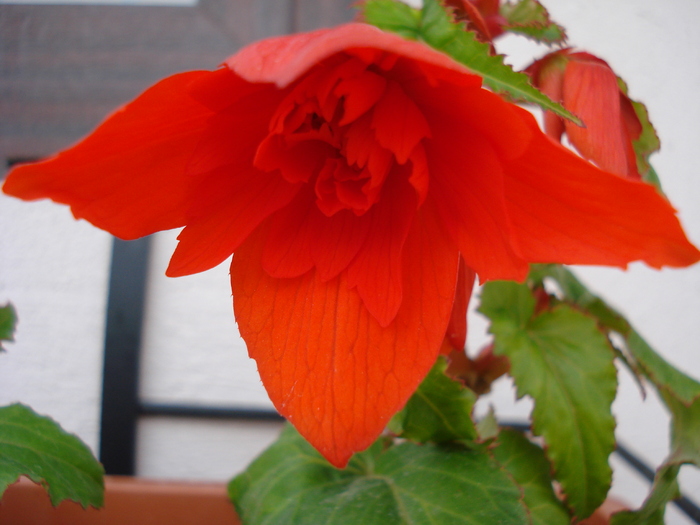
617, 77, 662, 186
500, 0, 567, 43
492, 429, 570, 525
611, 465, 680, 525
480, 281, 617, 519
0, 303, 17, 352
362, 0, 580, 123
0, 403, 104, 508
230, 424, 529, 525
389, 356, 477, 443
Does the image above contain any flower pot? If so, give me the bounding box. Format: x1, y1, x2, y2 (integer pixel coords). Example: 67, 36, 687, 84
0, 475, 240, 525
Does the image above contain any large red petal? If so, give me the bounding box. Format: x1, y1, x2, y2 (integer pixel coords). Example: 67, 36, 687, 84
166, 165, 299, 277
226, 23, 478, 88
504, 109, 700, 268
3, 72, 212, 239
231, 202, 459, 467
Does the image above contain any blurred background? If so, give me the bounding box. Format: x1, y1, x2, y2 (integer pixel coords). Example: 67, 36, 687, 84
0, 0, 698, 522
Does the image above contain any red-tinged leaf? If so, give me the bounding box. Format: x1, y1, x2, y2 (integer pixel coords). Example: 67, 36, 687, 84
500, 0, 567, 44
617, 77, 662, 184
231, 200, 459, 468
480, 281, 617, 519
2, 72, 212, 240
230, 425, 530, 525
503, 109, 700, 270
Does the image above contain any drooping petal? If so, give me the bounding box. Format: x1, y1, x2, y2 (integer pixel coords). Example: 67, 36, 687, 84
503, 108, 700, 268
226, 23, 478, 89
166, 165, 300, 277
346, 167, 418, 327
444, 257, 476, 352
231, 200, 459, 468
3, 72, 212, 239
563, 58, 630, 177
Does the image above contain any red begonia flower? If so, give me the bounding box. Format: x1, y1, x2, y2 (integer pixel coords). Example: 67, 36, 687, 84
527, 49, 644, 178
3, 23, 699, 467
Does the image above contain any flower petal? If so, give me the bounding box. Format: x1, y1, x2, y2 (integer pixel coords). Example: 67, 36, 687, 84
226, 23, 476, 88
3, 72, 212, 239
427, 124, 528, 282
231, 201, 459, 468
166, 165, 300, 277
504, 109, 700, 268
563, 58, 630, 177
346, 166, 418, 327
444, 257, 476, 352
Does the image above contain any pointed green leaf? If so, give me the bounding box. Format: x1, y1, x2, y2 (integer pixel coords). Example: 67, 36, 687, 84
362, 0, 581, 123
389, 356, 477, 443
500, 0, 567, 44
492, 429, 571, 525
480, 281, 617, 519
230, 424, 530, 525
610, 465, 680, 525
0, 403, 104, 507
0, 303, 17, 352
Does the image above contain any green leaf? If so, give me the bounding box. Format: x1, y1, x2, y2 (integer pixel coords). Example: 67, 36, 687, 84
528, 264, 631, 335
627, 331, 700, 406
389, 356, 477, 443
663, 393, 700, 466
0, 303, 17, 352
362, 0, 581, 123
480, 281, 617, 519
0, 403, 104, 507
492, 429, 571, 525
500, 0, 567, 44
610, 465, 680, 525
617, 77, 662, 187
230, 424, 530, 525
361, 0, 422, 39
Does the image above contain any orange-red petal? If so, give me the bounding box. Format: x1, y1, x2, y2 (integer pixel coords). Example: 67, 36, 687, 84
3, 72, 212, 239
504, 109, 700, 268
231, 200, 459, 468
166, 165, 300, 277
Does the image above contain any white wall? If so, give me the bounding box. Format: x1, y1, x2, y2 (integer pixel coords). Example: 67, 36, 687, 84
0, 0, 699, 521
